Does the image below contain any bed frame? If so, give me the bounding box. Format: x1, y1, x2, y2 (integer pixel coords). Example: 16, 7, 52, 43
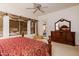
48, 36, 52, 56
21, 33, 52, 56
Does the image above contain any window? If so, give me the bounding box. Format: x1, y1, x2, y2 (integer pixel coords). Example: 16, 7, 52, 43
9, 19, 27, 36
20, 20, 27, 34
30, 21, 35, 34
9, 20, 20, 36
30, 20, 38, 34
9, 15, 38, 36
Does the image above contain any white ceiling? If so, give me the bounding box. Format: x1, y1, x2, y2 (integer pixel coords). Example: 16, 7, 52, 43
0, 3, 79, 18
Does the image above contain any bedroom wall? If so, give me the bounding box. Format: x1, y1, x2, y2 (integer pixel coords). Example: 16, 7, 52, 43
37, 5, 79, 45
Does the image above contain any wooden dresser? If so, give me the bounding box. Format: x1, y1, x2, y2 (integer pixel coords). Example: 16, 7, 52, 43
51, 31, 75, 46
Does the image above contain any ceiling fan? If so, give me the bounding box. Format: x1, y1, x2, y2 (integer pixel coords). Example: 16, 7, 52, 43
26, 3, 47, 13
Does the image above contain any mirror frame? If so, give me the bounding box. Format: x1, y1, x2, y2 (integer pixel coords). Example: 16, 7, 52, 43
55, 18, 71, 31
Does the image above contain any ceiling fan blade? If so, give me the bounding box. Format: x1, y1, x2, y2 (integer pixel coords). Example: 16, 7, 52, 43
33, 3, 37, 8
38, 8, 45, 13
33, 3, 37, 6
33, 3, 41, 8
33, 9, 38, 13
26, 8, 35, 9
33, 3, 39, 7
26, 3, 46, 13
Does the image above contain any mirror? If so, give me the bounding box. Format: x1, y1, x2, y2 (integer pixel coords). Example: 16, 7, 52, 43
55, 18, 71, 31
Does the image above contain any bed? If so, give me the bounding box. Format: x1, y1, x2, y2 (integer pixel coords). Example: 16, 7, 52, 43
0, 35, 52, 56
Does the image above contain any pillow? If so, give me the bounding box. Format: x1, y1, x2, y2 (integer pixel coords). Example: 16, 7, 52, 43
33, 35, 43, 39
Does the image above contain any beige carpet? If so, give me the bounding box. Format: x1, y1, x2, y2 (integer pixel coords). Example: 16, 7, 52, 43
52, 42, 79, 56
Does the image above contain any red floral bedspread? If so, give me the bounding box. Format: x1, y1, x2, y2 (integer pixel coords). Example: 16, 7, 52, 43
0, 37, 49, 56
